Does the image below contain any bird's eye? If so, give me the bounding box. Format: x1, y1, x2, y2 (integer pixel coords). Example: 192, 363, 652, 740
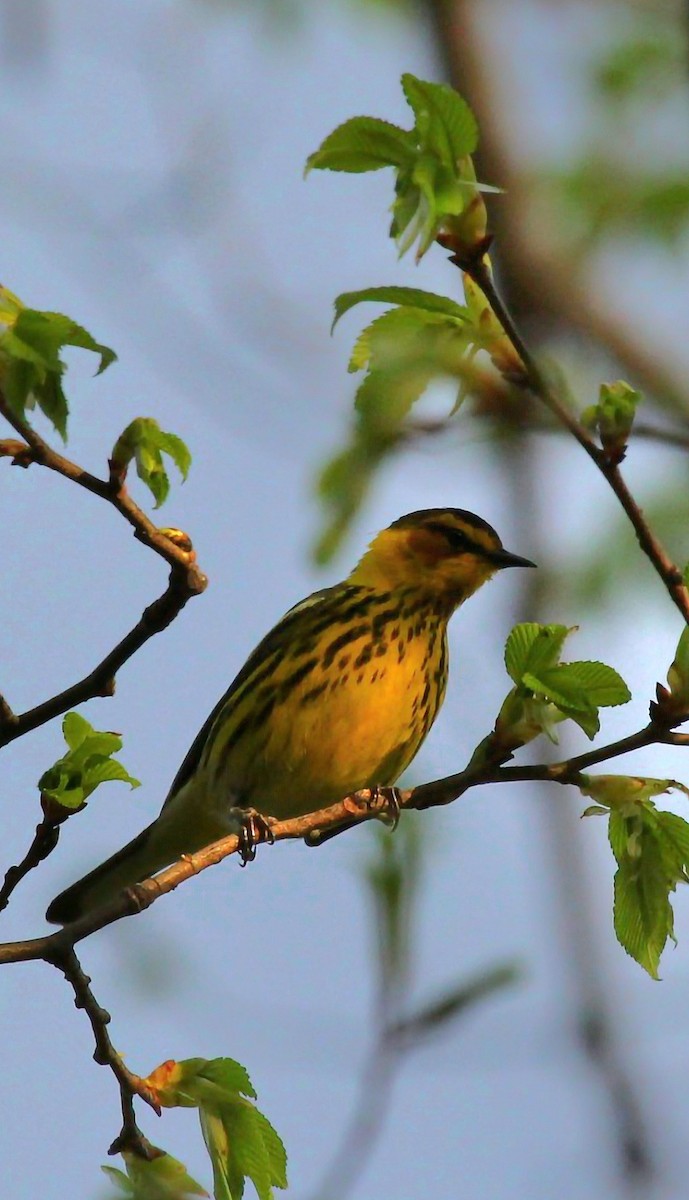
428, 522, 473, 552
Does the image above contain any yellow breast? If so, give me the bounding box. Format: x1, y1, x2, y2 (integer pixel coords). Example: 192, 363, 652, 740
202, 589, 450, 819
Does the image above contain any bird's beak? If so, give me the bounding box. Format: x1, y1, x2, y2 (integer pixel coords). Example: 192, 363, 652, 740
490, 548, 537, 570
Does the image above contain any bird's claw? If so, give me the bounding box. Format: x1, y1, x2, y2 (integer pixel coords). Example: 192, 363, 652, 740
232, 808, 276, 865
344, 785, 402, 829
370, 785, 402, 830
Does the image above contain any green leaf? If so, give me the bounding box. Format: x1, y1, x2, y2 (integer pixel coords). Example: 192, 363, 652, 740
111, 418, 191, 509
521, 668, 594, 713
605, 800, 689, 977
305, 116, 415, 174
145, 1057, 287, 1200
308, 75, 486, 262
103, 1152, 208, 1199
0, 298, 116, 439
199, 1059, 257, 1102
14, 310, 116, 375
332, 286, 467, 332
62, 710, 95, 751
38, 712, 139, 815
556, 661, 631, 707
584, 381, 642, 455
667, 624, 689, 705
613, 850, 670, 979
523, 661, 630, 714
200, 1101, 287, 1200
657, 809, 689, 864
504, 623, 571, 684
401, 73, 478, 165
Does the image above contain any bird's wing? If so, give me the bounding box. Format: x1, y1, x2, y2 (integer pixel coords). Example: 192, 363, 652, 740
160, 586, 336, 809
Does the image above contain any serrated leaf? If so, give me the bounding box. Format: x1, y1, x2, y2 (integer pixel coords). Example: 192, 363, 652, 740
563, 706, 600, 740
401, 73, 478, 164
558, 660, 631, 707
305, 116, 415, 174
112, 418, 191, 509
521, 667, 594, 712
504, 623, 571, 684
332, 286, 467, 332
613, 850, 670, 979
39, 711, 138, 814
656, 810, 689, 864
13, 310, 116, 375
82, 758, 140, 792
199, 1058, 256, 1102
200, 1108, 238, 1200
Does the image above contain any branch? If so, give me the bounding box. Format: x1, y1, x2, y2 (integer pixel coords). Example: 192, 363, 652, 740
0, 816, 60, 913
0, 574, 203, 749
3, 719, 688, 968
0, 397, 202, 574
46, 942, 161, 1160
457, 254, 689, 624
0, 399, 207, 748
0, 717, 683, 1159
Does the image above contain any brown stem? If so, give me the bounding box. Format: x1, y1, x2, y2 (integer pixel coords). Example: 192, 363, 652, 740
0, 817, 60, 913
0, 395, 204, 576
0, 572, 202, 748
0, 692, 16, 725
46, 943, 161, 1160
0, 394, 207, 747
460, 256, 689, 624
1, 721, 686, 966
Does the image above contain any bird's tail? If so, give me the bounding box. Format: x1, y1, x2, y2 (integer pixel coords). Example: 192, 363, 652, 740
45, 821, 167, 925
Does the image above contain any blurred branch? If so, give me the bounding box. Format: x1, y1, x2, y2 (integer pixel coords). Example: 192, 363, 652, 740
424, 0, 689, 415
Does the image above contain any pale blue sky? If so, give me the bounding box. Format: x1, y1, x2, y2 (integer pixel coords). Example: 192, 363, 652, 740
2, 4, 689, 1199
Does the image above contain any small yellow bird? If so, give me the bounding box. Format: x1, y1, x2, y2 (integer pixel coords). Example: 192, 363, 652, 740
46, 508, 534, 923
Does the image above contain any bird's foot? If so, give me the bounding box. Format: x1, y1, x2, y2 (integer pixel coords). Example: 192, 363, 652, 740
352, 784, 402, 830
231, 807, 276, 865
307, 785, 404, 847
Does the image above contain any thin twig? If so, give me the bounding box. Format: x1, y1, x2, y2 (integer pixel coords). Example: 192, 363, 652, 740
458, 255, 689, 624
0, 395, 204, 575
0, 817, 60, 913
46, 943, 161, 1159
0, 398, 206, 747
0, 574, 203, 749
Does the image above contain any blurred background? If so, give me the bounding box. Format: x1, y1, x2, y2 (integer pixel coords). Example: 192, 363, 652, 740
3, 1, 689, 1197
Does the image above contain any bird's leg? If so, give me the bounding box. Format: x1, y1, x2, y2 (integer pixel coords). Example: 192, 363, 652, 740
364, 785, 402, 830
230, 807, 276, 865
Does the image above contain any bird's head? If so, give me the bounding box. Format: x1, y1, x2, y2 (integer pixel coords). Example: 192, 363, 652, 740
349, 508, 535, 604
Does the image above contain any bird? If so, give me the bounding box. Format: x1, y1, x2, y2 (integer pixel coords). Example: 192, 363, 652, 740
46, 507, 534, 924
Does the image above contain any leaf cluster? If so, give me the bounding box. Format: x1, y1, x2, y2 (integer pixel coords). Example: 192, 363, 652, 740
494, 623, 630, 750
140, 1057, 288, 1200
38, 712, 139, 820
581, 776, 689, 978
0, 286, 115, 440
111, 417, 191, 508
306, 72, 491, 261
